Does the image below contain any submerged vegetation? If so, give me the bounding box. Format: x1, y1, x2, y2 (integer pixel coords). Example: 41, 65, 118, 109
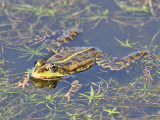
17, 44, 47, 61
0, 0, 160, 119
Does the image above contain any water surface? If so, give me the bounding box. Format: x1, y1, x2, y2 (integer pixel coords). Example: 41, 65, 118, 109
0, 0, 160, 119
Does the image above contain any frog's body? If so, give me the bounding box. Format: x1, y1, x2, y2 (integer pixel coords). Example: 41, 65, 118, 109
31, 29, 154, 86
32, 47, 103, 80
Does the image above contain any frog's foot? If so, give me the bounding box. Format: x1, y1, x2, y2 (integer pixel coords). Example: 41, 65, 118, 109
15, 74, 29, 88
141, 53, 156, 87
143, 66, 153, 87
64, 80, 82, 102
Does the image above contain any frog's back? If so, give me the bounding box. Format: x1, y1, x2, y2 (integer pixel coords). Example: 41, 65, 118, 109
47, 47, 96, 62
46, 47, 99, 71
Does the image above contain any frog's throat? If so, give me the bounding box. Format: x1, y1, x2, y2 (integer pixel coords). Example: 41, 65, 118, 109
32, 70, 65, 79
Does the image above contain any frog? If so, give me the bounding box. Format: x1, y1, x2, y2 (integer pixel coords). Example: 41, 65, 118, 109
31, 28, 155, 88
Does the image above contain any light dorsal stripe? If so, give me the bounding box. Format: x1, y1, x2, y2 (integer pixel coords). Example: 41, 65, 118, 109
53, 47, 91, 63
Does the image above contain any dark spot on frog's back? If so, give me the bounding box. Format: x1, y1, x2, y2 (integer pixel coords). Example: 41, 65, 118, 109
128, 56, 135, 60
54, 55, 63, 59
87, 47, 96, 52
70, 57, 82, 63
76, 48, 96, 55
64, 62, 73, 66
136, 51, 148, 57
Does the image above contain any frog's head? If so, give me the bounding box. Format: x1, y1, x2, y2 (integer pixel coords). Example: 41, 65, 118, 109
31, 60, 66, 80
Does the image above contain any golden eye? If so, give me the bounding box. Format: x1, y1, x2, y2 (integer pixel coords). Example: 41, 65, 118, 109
35, 60, 45, 67
49, 65, 58, 72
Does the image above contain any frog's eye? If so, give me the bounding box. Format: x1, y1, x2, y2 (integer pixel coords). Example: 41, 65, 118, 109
35, 60, 45, 67
49, 65, 58, 72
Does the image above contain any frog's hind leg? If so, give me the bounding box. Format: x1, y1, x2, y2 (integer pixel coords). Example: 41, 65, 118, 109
96, 55, 120, 71
96, 51, 149, 71
74, 61, 95, 73
97, 50, 155, 86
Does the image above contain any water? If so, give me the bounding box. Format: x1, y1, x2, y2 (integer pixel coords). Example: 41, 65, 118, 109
0, 0, 160, 119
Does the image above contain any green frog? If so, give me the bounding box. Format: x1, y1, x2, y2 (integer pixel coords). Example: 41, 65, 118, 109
31, 29, 154, 88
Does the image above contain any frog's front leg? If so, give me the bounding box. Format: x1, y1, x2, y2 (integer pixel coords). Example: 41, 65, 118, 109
47, 28, 80, 53
142, 54, 156, 87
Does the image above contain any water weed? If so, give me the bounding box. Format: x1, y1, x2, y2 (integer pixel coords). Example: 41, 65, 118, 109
18, 44, 47, 61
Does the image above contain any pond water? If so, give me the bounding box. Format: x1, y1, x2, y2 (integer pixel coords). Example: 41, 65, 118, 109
0, 0, 160, 119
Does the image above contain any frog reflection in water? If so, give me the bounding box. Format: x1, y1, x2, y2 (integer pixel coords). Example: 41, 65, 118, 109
31, 29, 154, 89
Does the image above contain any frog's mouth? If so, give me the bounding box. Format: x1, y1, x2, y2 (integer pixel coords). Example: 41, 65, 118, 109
31, 69, 65, 80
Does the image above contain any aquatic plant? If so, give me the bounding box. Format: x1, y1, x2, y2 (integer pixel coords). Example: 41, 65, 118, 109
79, 85, 104, 105
18, 44, 47, 61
